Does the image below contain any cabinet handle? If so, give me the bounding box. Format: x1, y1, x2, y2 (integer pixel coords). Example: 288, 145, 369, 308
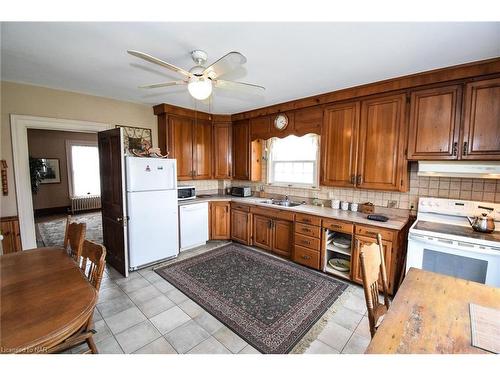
301, 240, 311, 245
452, 142, 458, 156
301, 227, 310, 233
350, 175, 355, 184
330, 224, 342, 229
356, 175, 362, 185
366, 231, 379, 237
303, 218, 311, 223
301, 255, 311, 260
463, 142, 468, 156
268, 220, 272, 229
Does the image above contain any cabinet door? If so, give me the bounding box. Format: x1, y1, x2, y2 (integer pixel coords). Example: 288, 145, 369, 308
193, 120, 212, 179
407, 85, 462, 160
232, 120, 250, 180
462, 77, 500, 160
294, 106, 322, 136
352, 235, 393, 293
168, 116, 193, 180
253, 215, 273, 251
213, 122, 232, 179
320, 102, 359, 187
210, 202, 231, 240
357, 94, 407, 191
250, 116, 272, 140
272, 219, 293, 258
230, 209, 251, 245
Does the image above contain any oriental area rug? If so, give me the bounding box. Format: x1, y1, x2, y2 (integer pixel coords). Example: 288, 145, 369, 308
155, 243, 347, 353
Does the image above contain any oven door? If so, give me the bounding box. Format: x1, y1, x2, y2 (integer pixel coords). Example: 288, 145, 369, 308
407, 233, 500, 287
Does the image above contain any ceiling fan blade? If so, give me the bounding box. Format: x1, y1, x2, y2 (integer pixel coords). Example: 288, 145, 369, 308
214, 79, 265, 92
128, 50, 192, 78
138, 81, 187, 89
203, 52, 247, 79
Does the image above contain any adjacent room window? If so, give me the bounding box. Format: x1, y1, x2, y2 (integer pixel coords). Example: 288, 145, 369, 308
67, 141, 101, 197
267, 134, 320, 188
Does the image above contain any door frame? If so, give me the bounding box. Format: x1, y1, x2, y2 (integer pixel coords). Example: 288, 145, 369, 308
10, 114, 112, 249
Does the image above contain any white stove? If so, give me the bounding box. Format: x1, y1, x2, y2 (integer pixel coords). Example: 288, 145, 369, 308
407, 197, 500, 287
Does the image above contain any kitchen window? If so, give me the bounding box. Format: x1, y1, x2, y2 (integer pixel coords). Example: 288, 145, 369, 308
267, 134, 320, 188
66, 141, 101, 197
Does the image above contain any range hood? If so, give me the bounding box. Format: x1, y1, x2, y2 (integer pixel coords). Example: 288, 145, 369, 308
418, 161, 500, 179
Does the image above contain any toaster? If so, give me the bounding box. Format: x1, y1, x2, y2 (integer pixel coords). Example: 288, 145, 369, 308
231, 186, 252, 197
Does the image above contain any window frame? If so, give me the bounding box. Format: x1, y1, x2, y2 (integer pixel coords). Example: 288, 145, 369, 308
266, 135, 320, 189
65, 140, 100, 198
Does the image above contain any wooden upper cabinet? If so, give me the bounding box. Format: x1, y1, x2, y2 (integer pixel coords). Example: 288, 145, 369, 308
213, 122, 232, 179
168, 116, 194, 180
293, 106, 323, 135
357, 94, 407, 191
232, 119, 250, 180
250, 116, 271, 140
192, 120, 212, 179
462, 77, 500, 160
321, 102, 359, 187
407, 85, 462, 160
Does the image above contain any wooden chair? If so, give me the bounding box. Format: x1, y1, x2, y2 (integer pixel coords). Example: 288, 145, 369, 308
63, 216, 86, 262
48, 240, 106, 354
359, 233, 391, 338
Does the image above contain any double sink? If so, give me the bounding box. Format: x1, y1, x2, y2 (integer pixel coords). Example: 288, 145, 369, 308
259, 199, 305, 208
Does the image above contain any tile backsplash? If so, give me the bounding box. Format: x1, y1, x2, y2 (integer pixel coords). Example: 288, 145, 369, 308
180, 163, 500, 213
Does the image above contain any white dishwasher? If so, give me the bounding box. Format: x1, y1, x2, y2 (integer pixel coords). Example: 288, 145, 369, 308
179, 202, 209, 251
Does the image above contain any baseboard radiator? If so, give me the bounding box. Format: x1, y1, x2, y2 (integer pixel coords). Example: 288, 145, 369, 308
70, 195, 101, 213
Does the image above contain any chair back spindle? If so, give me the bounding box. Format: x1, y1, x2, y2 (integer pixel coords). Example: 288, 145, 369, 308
359, 233, 391, 338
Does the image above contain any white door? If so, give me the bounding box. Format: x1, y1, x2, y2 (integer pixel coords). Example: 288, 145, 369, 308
126, 157, 177, 192
179, 202, 209, 251
127, 189, 179, 269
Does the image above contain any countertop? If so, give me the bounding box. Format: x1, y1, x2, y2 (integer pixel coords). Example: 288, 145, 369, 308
178, 195, 410, 231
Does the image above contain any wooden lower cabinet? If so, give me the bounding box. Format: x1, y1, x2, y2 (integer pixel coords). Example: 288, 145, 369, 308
209, 202, 231, 240
252, 214, 293, 258
351, 234, 395, 294
230, 208, 252, 245
253, 215, 273, 250
272, 219, 293, 258
1, 216, 22, 254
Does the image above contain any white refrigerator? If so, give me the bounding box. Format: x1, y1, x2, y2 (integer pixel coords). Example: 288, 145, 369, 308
125, 157, 179, 270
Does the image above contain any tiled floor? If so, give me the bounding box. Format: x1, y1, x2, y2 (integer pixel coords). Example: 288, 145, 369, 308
72, 242, 370, 354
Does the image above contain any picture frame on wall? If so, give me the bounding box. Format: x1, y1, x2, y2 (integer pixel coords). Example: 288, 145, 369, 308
39, 158, 61, 184
115, 125, 152, 154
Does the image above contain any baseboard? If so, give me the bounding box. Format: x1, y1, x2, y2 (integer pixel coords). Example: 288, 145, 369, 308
34, 206, 71, 217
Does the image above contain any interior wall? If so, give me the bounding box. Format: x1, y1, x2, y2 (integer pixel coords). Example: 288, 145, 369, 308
0, 81, 157, 217
27, 129, 98, 211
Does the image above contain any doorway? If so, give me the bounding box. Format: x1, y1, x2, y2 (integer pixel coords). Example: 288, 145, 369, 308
28, 129, 103, 247
10, 115, 111, 249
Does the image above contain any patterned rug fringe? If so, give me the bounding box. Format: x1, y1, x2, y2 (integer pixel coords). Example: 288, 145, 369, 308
291, 288, 355, 354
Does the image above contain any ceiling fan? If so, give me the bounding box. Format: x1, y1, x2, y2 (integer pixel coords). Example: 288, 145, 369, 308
127, 49, 265, 100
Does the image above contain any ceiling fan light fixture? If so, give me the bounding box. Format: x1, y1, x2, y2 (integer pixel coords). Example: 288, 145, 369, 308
187, 76, 213, 100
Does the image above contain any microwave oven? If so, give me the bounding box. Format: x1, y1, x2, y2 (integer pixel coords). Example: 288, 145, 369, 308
231, 186, 252, 197
177, 185, 196, 201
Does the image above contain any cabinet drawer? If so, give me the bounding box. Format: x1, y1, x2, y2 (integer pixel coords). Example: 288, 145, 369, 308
294, 233, 321, 251
230, 203, 250, 212
322, 219, 353, 234
295, 213, 321, 226
295, 222, 321, 238
250, 206, 295, 221
293, 245, 320, 270
355, 225, 394, 241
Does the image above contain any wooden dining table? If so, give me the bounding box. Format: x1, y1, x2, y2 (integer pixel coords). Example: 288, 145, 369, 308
0, 247, 97, 353
365, 267, 500, 354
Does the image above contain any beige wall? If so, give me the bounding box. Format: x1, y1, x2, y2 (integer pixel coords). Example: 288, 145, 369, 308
0, 81, 157, 217
28, 129, 98, 210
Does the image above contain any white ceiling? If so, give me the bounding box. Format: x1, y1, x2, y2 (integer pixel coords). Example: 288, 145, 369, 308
1, 22, 499, 114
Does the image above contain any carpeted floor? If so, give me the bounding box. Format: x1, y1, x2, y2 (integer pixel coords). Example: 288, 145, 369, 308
155, 243, 347, 354
36, 211, 103, 247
